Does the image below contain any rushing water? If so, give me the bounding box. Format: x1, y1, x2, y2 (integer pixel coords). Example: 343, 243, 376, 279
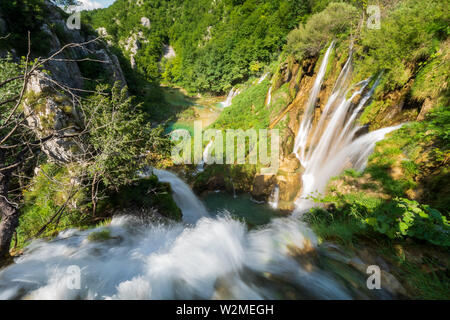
266, 86, 273, 106
0, 206, 390, 299
268, 186, 280, 210
293, 41, 335, 167
0, 170, 393, 300
293, 44, 401, 212
196, 140, 214, 172
220, 87, 241, 108
153, 169, 208, 224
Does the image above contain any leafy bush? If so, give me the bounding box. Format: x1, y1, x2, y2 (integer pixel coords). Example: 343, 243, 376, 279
84, 84, 170, 187
104, 175, 182, 221
365, 198, 449, 246
309, 194, 449, 247
286, 2, 359, 60
87, 229, 113, 242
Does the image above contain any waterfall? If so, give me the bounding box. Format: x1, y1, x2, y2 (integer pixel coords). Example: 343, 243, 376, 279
0, 164, 394, 300
293, 41, 335, 167
257, 72, 269, 84
266, 86, 272, 106
293, 49, 401, 212
295, 124, 402, 212
220, 88, 240, 108
268, 186, 280, 209
0, 44, 400, 301
153, 169, 208, 224
197, 140, 214, 172
0, 212, 373, 300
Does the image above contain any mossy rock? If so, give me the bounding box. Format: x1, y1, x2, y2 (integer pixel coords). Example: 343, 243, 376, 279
103, 175, 182, 221
87, 229, 113, 242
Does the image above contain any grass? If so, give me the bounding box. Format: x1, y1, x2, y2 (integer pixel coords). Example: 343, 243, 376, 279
364, 106, 450, 212
15, 163, 91, 251
403, 259, 450, 299
87, 229, 113, 242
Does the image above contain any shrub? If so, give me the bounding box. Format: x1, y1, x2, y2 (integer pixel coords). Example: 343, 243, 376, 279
309, 193, 450, 247
286, 2, 359, 60
365, 198, 449, 246
355, 0, 450, 90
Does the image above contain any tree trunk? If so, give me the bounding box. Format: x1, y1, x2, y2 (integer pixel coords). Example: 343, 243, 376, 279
0, 172, 19, 262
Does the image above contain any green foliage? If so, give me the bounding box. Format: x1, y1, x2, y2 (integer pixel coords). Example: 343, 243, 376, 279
87, 229, 112, 242
85, 0, 311, 94
77, 54, 111, 91
355, 0, 450, 91
366, 106, 450, 211
364, 198, 449, 246
0, 0, 52, 55
306, 207, 367, 245
309, 193, 449, 247
402, 259, 450, 300
17, 163, 90, 250
104, 175, 182, 221
0, 55, 22, 126
213, 79, 272, 130
286, 2, 359, 60
84, 83, 169, 188
410, 43, 450, 101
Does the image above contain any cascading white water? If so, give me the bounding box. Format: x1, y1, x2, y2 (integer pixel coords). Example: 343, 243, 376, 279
197, 140, 214, 172
220, 88, 240, 108
0, 211, 362, 299
266, 86, 272, 106
153, 169, 208, 224
268, 186, 280, 209
293, 41, 335, 167
295, 124, 402, 212
293, 46, 401, 212
257, 72, 269, 84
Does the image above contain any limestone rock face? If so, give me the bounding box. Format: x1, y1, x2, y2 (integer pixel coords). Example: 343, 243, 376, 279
39, 23, 84, 90
94, 49, 127, 87
251, 174, 276, 202
120, 31, 148, 69
1, 1, 127, 90
23, 72, 84, 163
276, 156, 303, 211
251, 155, 302, 211
163, 45, 176, 59
0, 1, 128, 163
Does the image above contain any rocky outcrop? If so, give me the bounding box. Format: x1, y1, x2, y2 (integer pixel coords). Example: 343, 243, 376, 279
1, 1, 126, 90
120, 31, 149, 69
94, 49, 127, 86
251, 155, 302, 211
23, 71, 84, 163
39, 23, 84, 90
162, 45, 176, 59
